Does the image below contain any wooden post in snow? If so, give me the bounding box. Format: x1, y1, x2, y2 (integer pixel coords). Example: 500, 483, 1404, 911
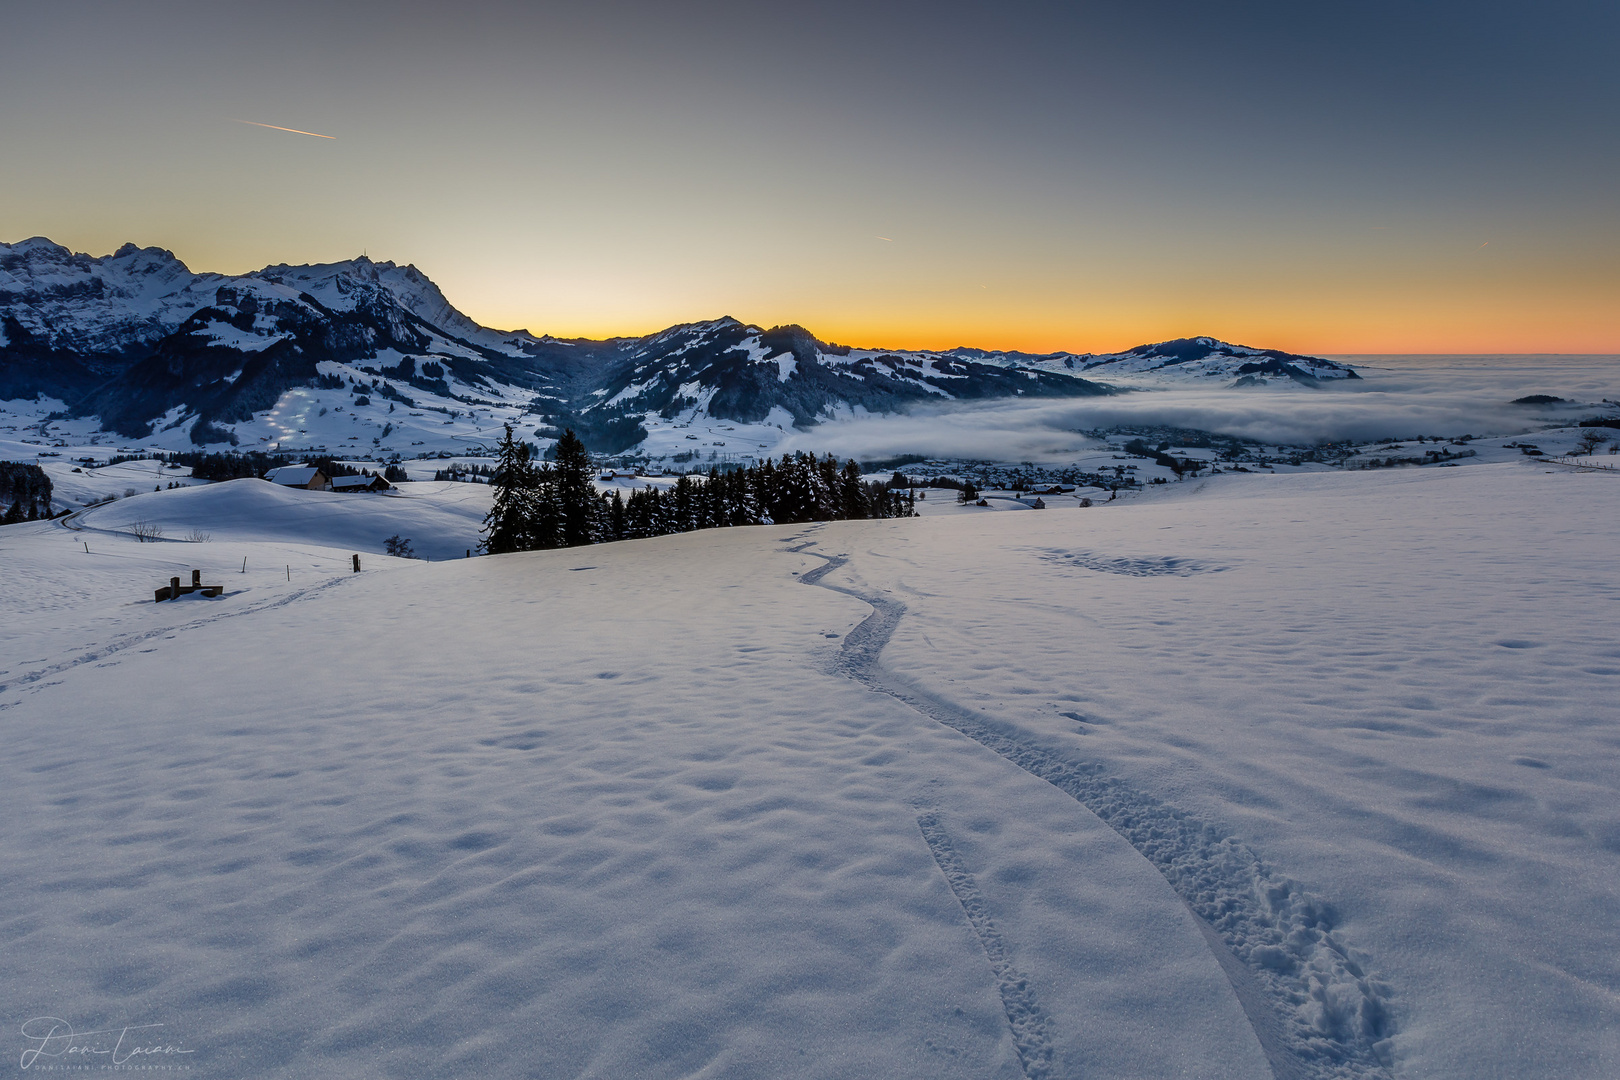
352, 554, 361, 573
170, 576, 181, 601
191, 569, 201, 587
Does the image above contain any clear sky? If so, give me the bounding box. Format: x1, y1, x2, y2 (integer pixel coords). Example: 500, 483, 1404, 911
3, 1, 1616, 353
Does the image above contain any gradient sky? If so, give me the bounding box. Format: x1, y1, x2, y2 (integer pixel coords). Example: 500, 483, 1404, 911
3, 1, 1616, 353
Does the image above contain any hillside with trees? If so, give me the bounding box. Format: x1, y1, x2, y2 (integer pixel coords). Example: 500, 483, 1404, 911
482, 426, 914, 553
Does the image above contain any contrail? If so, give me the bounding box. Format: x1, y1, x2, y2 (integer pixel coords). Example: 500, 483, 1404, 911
231, 119, 336, 139
876, 236, 893, 242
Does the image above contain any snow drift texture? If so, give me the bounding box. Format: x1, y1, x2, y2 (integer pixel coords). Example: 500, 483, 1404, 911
3, 460, 1617, 1078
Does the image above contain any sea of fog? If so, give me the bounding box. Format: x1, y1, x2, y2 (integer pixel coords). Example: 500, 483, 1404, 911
773, 355, 1620, 464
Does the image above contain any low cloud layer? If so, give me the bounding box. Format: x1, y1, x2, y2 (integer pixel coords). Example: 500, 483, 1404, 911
776, 356, 1620, 463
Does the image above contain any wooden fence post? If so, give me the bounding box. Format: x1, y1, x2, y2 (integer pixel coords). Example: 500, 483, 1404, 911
352, 554, 361, 573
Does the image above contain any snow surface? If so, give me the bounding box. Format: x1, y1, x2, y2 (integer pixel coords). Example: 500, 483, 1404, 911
2, 460, 1617, 1078
70, 479, 493, 562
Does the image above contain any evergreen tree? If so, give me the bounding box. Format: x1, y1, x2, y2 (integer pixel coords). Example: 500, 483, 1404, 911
815, 455, 841, 519
672, 475, 697, 533
482, 424, 537, 554
528, 464, 566, 549
839, 460, 870, 520
753, 459, 778, 523
553, 429, 599, 547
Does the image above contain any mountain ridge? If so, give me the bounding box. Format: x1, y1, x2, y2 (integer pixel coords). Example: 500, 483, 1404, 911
2, 238, 1357, 453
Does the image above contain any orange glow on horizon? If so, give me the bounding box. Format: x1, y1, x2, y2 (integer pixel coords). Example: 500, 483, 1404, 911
455, 308, 1620, 359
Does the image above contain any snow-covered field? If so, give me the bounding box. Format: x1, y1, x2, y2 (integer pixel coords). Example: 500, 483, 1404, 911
2, 457, 1616, 1079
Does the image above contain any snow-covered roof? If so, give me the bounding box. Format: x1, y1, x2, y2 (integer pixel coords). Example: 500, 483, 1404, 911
265, 466, 323, 485
330, 474, 384, 489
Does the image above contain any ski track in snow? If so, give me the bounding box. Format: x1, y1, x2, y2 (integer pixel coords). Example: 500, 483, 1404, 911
0, 572, 358, 706
797, 541, 1396, 1080
916, 810, 1057, 1080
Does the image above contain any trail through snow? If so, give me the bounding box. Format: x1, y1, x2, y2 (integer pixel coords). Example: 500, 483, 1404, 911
2, 461, 1616, 1078
797, 541, 1392, 1080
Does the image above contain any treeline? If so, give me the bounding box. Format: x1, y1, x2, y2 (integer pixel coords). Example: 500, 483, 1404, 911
482, 426, 914, 553
164, 451, 406, 483
435, 463, 494, 482
173, 451, 297, 482
1123, 439, 1204, 477
1, 462, 54, 522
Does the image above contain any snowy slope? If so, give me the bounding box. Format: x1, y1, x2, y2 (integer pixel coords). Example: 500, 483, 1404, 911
3, 461, 1616, 1078
826, 463, 1620, 1079
1, 516, 1271, 1080
71, 478, 492, 562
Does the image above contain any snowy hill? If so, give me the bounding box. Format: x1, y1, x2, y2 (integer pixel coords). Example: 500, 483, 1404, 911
2, 462, 1616, 1078
4, 238, 1356, 457
72, 477, 492, 561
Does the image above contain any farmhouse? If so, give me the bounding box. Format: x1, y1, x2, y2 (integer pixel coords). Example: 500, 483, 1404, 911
264, 465, 330, 490
331, 474, 392, 493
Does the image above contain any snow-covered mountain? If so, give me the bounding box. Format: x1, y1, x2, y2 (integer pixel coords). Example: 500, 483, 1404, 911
943, 337, 1359, 387
565, 318, 1115, 450
2, 238, 1354, 454
1076, 337, 1359, 385
0, 238, 596, 442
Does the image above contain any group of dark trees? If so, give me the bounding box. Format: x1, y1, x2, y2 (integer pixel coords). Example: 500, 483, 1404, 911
434, 462, 495, 482
179, 450, 296, 482
1123, 438, 1205, 478
163, 451, 407, 484
481, 426, 914, 554
304, 458, 401, 484
1, 462, 54, 523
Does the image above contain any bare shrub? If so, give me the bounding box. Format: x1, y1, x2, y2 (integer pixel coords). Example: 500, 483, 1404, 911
1576, 430, 1612, 456
124, 488, 138, 498
129, 520, 164, 543
185, 529, 212, 543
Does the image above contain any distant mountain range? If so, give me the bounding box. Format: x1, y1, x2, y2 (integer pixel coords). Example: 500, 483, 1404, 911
0, 237, 1358, 453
